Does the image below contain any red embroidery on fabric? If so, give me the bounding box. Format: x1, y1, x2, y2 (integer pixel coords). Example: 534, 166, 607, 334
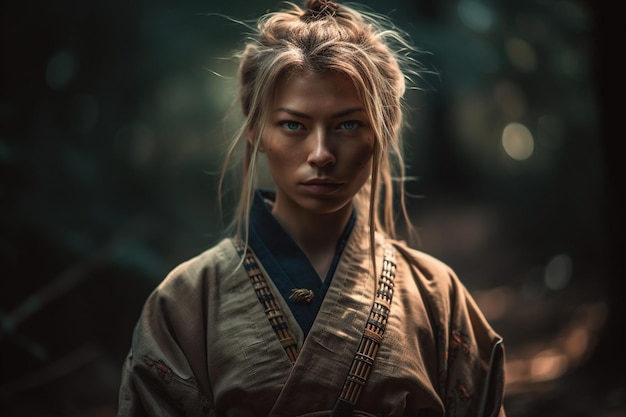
143, 355, 210, 409
455, 380, 472, 401
450, 329, 471, 356
143, 355, 199, 387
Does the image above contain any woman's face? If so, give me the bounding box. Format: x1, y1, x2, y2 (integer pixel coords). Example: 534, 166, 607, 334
256, 71, 375, 220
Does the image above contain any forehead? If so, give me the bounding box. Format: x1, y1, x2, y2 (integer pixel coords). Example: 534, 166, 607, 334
272, 70, 364, 109
278, 69, 354, 88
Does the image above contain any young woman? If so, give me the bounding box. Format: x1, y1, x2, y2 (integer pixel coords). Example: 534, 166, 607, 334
117, 1, 507, 416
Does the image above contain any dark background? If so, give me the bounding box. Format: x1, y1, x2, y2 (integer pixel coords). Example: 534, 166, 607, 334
1, 0, 623, 416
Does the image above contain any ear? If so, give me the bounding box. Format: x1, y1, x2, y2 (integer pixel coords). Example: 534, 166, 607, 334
246, 126, 265, 152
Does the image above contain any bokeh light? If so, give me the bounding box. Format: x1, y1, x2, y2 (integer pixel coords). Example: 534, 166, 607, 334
502, 122, 534, 160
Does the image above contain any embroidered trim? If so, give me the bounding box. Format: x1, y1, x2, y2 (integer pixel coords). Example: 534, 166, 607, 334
332, 243, 397, 416
234, 240, 299, 364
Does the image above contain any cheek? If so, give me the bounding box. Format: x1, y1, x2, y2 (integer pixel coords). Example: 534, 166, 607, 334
264, 146, 300, 174
353, 139, 375, 168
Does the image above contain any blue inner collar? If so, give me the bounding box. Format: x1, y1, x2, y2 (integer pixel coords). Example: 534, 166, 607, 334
247, 188, 356, 337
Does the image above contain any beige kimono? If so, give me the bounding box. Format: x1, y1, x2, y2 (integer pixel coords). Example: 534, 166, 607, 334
118, 216, 506, 417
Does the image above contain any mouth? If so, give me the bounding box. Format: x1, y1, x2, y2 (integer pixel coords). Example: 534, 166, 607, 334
301, 178, 343, 193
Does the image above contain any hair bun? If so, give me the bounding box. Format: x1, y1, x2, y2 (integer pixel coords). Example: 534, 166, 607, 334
301, 0, 339, 22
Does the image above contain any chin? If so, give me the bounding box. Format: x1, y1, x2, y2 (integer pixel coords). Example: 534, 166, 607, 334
298, 196, 353, 216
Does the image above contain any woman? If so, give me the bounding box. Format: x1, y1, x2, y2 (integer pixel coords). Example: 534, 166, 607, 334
117, 1, 506, 416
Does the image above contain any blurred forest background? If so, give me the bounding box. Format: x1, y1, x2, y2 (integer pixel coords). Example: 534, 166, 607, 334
0, 0, 623, 416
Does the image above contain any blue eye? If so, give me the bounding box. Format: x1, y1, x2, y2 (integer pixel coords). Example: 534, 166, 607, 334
340, 121, 360, 131
281, 121, 302, 131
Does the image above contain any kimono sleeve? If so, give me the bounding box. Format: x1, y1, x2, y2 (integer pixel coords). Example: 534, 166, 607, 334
443, 271, 506, 417
117, 262, 214, 417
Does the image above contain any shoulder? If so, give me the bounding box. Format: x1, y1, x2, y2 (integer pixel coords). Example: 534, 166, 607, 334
381, 237, 471, 317
387, 238, 458, 283
154, 238, 240, 298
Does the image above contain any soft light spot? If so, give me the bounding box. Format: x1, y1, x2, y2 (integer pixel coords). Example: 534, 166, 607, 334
502, 122, 534, 160
506, 38, 537, 72
46, 49, 78, 91
473, 286, 514, 320
544, 253, 572, 290
530, 349, 568, 381
563, 327, 590, 361
458, 0, 494, 33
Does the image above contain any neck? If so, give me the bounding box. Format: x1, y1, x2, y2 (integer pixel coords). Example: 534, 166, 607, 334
272, 203, 353, 279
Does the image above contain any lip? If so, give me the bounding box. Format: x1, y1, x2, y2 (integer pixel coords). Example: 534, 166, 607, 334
301, 178, 343, 194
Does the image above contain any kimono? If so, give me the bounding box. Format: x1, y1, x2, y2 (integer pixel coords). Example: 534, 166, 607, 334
118, 191, 506, 417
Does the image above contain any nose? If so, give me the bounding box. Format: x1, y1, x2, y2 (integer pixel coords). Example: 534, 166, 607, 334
307, 129, 336, 167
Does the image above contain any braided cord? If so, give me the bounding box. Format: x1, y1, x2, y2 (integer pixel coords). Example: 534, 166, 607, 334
332, 243, 397, 415
235, 241, 299, 364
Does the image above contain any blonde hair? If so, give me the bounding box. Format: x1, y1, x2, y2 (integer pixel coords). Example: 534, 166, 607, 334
219, 0, 426, 260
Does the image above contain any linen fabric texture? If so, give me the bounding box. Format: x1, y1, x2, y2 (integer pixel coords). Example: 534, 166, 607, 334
118, 209, 506, 417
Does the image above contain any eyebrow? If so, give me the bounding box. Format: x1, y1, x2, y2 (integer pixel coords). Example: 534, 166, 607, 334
273, 107, 366, 119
